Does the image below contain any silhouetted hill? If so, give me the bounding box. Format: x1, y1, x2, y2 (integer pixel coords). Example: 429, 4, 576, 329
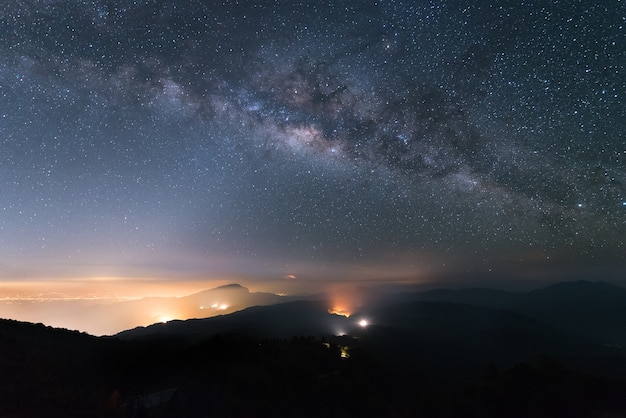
213, 283, 245, 289
417, 287, 516, 308
118, 300, 350, 340
0, 319, 114, 417
119, 296, 605, 373
75, 283, 288, 335
114, 293, 626, 416
5, 284, 626, 417
415, 281, 626, 344
521, 281, 626, 343
183, 283, 286, 311
354, 300, 599, 376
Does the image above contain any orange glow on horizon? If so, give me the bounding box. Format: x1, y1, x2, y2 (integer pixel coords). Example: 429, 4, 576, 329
0, 278, 234, 301
157, 314, 176, 323
0, 275, 406, 336
0, 278, 244, 335
328, 307, 351, 317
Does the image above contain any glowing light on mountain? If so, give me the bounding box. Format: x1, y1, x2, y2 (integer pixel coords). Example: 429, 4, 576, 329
358, 319, 369, 328
328, 287, 373, 321
157, 314, 175, 323
328, 307, 350, 317
340, 346, 350, 358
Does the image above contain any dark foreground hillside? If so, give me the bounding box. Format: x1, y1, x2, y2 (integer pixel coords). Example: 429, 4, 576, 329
3, 295, 626, 417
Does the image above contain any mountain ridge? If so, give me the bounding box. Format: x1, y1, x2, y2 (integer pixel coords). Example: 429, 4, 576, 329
413, 280, 626, 344
5, 280, 626, 416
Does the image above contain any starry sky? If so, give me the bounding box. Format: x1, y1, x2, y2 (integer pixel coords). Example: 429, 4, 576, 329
1, 0, 624, 298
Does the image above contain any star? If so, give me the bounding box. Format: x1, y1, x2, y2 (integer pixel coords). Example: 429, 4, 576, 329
0, 0, 622, 297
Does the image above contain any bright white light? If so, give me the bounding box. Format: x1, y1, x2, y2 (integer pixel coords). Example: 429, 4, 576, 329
358, 319, 368, 328
218, 304, 228, 310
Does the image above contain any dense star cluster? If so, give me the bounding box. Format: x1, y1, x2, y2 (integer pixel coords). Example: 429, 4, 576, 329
0, 0, 624, 284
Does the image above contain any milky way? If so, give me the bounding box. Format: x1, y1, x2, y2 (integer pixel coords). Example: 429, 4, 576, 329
0, 1, 624, 286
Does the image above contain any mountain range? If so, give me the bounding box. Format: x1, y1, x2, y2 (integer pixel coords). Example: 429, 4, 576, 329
79, 283, 288, 335
0, 283, 289, 336
3, 280, 626, 417
413, 280, 626, 345
118, 281, 626, 376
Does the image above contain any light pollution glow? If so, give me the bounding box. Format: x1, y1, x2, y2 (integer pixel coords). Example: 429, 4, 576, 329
0, 278, 235, 334
0, 274, 386, 335
0, 255, 434, 334
1, 255, 609, 335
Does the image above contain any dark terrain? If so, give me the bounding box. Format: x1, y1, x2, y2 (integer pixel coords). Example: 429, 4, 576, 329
2, 281, 626, 417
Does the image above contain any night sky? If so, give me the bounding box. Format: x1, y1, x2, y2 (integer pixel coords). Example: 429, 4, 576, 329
1, 0, 624, 298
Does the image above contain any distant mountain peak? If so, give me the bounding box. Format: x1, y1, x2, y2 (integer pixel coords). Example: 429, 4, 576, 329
213, 283, 247, 290
535, 280, 623, 294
